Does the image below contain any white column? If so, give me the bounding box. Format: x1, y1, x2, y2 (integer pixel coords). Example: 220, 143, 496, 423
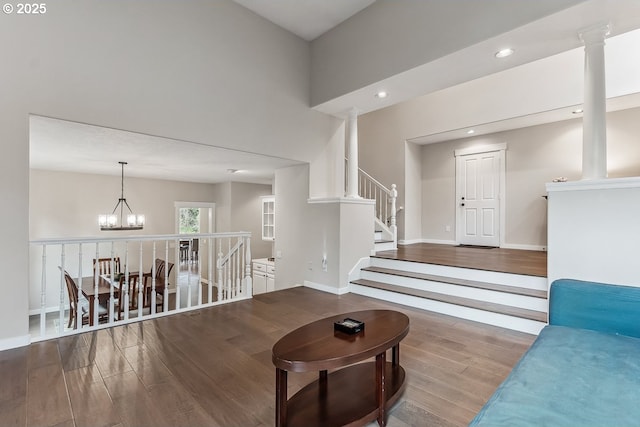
346, 108, 360, 198
580, 24, 609, 180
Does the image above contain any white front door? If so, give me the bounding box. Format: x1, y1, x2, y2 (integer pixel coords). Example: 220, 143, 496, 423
455, 146, 504, 247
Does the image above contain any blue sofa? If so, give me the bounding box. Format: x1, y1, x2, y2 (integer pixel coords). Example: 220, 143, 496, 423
470, 279, 640, 426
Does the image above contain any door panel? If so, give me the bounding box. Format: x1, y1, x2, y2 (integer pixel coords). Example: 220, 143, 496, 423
457, 150, 501, 246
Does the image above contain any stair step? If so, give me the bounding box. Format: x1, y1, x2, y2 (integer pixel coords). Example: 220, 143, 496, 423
350, 279, 547, 323
374, 239, 394, 244
361, 266, 547, 299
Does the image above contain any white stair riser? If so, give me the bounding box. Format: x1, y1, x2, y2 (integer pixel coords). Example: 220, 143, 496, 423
350, 284, 546, 335
374, 241, 396, 251
360, 271, 547, 312
374, 231, 383, 240
371, 257, 547, 290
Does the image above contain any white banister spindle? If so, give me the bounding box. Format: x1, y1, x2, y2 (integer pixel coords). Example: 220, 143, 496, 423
76, 243, 83, 330
59, 245, 66, 331
245, 236, 252, 296
138, 241, 144, 319
109, 242, 116, 323
94, 243, 100, 326
208, 238, 214, 304
186, 238, 193, 309
151, 241, 157, 314
217, 240, 223, 301
390, 184, 398, 233
164, 240, 170, 312
40, 245, 47, 337
123, 242, 130, 321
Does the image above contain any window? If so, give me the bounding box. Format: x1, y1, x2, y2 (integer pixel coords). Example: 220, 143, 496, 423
179, 208, 200, 234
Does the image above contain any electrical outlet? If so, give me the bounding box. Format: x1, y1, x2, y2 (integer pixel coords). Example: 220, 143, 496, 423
307, 261, 313, 270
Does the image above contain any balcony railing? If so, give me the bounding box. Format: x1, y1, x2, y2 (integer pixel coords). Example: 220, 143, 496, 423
29, 232, 252, 341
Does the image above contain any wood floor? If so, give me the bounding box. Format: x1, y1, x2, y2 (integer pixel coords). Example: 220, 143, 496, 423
376, 243, 547, 277
5, 287, 535, 427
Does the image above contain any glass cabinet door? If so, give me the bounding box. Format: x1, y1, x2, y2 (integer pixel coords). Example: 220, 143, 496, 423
261, 196, 275, 241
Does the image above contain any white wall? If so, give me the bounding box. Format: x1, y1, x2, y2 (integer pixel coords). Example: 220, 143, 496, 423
0, 0, 343, 346
228, 182, 273, 261
547, 179, 640, 286
275, 165, 373, 293
420, 107, 640, 249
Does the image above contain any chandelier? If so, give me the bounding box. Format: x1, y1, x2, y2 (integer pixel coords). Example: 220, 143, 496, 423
98, 161, 145, 231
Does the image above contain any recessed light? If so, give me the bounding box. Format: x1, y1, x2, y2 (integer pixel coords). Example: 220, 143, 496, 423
375, 91, 388, 99
572, 108, 584, 114
495, 48, 514, 58
467, 129, 475, 134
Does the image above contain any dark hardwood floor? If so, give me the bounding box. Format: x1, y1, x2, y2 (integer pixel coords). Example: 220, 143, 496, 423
4, 287, 535, 427
376, 243, 547, 277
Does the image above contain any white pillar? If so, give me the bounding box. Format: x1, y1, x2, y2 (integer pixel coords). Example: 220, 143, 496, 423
346, 108, 360, 198
580, 24, 609, 180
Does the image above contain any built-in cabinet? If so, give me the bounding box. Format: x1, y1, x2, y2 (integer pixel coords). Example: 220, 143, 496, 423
261, 196, 275, 241
252, 258, 275, 295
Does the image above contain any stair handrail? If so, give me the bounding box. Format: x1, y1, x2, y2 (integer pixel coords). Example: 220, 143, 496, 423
357, 169, 397, 246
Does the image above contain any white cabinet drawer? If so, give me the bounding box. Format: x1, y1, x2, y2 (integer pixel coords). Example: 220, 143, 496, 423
267, 265, 275, 274
253, 262, 267, 273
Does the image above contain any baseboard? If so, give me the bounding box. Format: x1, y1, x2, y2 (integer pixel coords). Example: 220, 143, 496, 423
303, 280, 350, 295
0, 334, 30, 351
397, 238, 424, 245
399, 239, 546, 251
29, 305, 67, 316
416, 238, 458, 245
501, 243, 547, 251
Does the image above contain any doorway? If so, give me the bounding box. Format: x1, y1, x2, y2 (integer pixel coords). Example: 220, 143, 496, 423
174, 202, 216, 305
454, 144, 505, 247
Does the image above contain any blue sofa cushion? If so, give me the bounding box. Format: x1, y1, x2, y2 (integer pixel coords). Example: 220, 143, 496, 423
469, 324, 640, 426
549, 278, 640, 338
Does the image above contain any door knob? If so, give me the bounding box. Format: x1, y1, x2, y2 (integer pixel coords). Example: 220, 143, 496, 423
461, 203, 465, 207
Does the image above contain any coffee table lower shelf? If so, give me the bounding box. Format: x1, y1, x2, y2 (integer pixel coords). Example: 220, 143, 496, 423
285, 361, 406, 427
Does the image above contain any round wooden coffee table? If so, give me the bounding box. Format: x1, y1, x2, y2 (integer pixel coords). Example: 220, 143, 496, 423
272, 309, 410, 427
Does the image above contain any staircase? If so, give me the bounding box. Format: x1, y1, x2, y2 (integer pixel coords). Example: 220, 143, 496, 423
350, 256, 547, 335
354, 167, 398, 251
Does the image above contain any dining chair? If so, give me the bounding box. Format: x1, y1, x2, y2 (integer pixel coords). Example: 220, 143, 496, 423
60, 267, 108, 329
144, 259, 174, 311
115, 274, 148, 319
93, 257, 121, 278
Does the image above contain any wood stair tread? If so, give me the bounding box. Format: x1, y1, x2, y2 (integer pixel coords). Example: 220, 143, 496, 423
361, 266, 547, 299
350, 279, 547, 323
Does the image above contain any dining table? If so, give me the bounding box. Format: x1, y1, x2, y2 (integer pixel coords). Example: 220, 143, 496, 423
77, 273, 169, 325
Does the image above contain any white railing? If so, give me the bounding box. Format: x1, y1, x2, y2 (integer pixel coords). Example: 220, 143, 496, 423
29, 232, 252, 341
357, 169, 398, 246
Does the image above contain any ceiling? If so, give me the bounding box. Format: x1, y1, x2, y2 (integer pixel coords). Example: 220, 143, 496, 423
231, 0, 375, 41
29, 115, 302, 185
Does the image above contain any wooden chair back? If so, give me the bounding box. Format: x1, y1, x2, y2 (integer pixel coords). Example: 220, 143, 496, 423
93, 257, 121, 277
151, 258, 174, 278
117, 275, 141, 319
59, 267, 80, 329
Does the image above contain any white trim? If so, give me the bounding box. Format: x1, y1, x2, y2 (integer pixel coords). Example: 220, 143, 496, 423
454, 142, 507, 157
502, 243, 547, 251
0, 334, 30, 351
307, 197, 375, 205
418, 238, 458, 246
303, 280, 350, 295
546, 176, 640, 192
